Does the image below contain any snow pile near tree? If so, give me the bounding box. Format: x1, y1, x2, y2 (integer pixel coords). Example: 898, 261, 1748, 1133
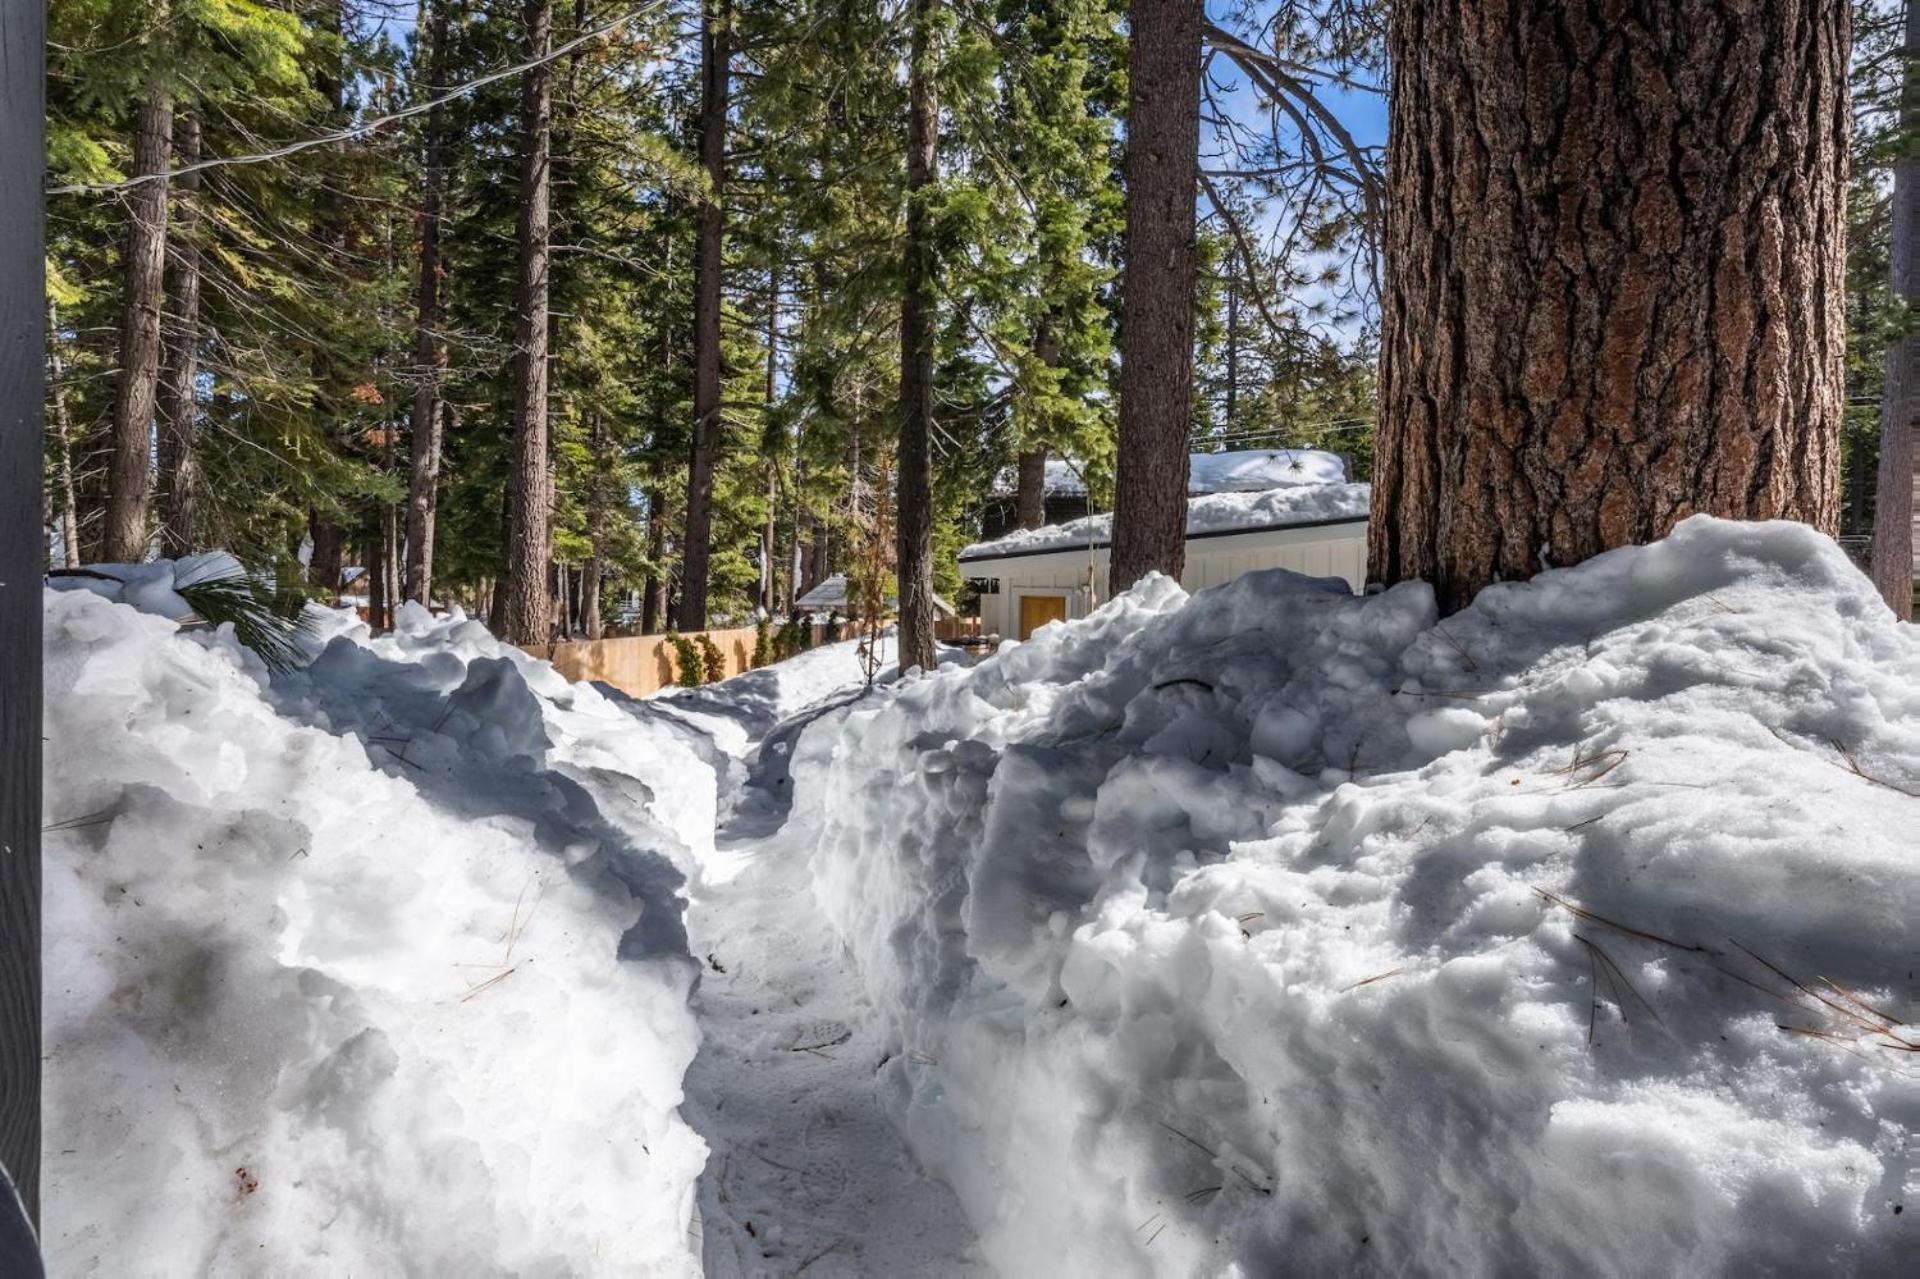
48, 551, 250, 621
41, 585, 715, 1274
960, 482, 1369, 560
786, 516, 1918, 1274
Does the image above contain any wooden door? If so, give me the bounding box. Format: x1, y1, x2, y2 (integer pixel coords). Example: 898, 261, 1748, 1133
1017, 593, 1068, 639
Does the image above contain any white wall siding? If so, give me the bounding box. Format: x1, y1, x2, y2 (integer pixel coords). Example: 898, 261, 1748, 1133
966, 520, 1368, 639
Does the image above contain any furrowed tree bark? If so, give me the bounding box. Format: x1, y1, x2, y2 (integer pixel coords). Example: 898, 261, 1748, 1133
679, 0, 730, 632
1375, 0, 1850, 613
895, 0, 939, 673
0, 0, 45, 1226
406, 0, 450, 606
503, 0, 555, 644
1109, 0, 1202, 595
1873, 0, 1920, 618
104, 84, 172, 562
158, 108, 202, 559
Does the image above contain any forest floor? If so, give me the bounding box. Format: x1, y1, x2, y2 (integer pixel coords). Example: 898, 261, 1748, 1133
656, 656, 984, 1277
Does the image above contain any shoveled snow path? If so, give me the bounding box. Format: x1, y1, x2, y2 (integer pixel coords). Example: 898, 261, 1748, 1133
663, 686, 982, 1277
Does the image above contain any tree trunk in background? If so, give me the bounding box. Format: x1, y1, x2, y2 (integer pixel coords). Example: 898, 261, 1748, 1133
104, 85, 172, 562
503, 0, 555, 644
406, 0, 450, 606
583, 411, 607, 640
309, 514, 344, 601
761, 267, 780, 614
47, 303, 80, 568
1873, 0, 1920, 619
680, 0, 730, 631
642, 486, 667, 633
368, 536, 388, 632
1375, 0, 1849, 613
1224, 278, 1239, 432
1015, 448, 1047, 529
895, 0, 938, 673
1109, 0, 1202, 595
157, 109, 202, 560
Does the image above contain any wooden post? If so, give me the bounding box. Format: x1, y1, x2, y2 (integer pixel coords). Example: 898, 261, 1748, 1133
0, 0, 46, 1230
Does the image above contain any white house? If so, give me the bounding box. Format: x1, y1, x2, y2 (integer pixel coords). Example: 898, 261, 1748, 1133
959, 450, 1369, 641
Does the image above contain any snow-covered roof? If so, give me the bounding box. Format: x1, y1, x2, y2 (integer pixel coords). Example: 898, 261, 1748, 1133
794, 573, 956, 617
994, 449, 1347, 498
959, 482, 1370, 562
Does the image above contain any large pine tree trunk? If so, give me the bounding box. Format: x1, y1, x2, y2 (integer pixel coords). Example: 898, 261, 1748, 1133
1375, 0, 1849, 613
1108, 0, 1202, 595
406, 0, 450, 607
897, 2, 939, 674
157, 109, 202, 560
503, 0, 555, 644
104, 85, 172, 562
679, 0, 729, 631
1015, 448, 1047, 529
1872, 0, 1920, 619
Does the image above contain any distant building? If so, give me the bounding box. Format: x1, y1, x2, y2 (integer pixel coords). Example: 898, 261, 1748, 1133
793, 573, 956, 621
959, 450, 1368, 641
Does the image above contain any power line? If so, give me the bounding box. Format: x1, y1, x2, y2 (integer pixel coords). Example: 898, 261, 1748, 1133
47, 0, 671, 197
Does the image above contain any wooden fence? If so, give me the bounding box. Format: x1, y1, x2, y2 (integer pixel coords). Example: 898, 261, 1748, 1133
525, 615, 990, 699
525, 625, 761, 698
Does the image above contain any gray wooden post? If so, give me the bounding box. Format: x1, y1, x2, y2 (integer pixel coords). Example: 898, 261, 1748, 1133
0, 0, 47, 1232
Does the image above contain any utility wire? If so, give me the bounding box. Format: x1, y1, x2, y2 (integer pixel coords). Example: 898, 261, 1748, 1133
47, 0, 670, 196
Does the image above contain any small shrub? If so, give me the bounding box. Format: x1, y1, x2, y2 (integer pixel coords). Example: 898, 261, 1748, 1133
667, 632, 702, 687
753, 617, 773, 668
698, 633, 726, 683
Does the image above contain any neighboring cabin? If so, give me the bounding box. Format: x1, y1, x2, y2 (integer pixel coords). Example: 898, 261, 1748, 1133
960, 450, 1369, 641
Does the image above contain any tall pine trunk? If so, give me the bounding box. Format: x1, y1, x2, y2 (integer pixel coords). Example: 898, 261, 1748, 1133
1374, 0, 1849, 613
503, 0, 555, 644
760, 266, 780, 613
157, 109, 202, 559
406, 0, 450, 606
642, 487, 667, 634
47, 303, 80, 568
1015, 449, 1047, 529
583, 410, 607, 640
1873, 0, 1920, 619
895, 0, 938, 672
104, 85, 172, 562
680, 0, 730, 632
1108, 0, 1202, 595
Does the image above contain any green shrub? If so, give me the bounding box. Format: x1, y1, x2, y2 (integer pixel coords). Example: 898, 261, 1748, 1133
698, 633, 726, 683
666, 632, 702, 687
752, 617, 773, 668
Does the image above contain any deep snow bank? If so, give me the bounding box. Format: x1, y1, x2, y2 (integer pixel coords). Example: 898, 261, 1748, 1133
786, 517, 1919, 1275
42, 586, 713, 1273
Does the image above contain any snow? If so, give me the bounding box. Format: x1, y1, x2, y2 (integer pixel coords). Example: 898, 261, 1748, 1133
42, 586, 717, 1273
782, 516, 1919, 1273
43, 517, 1920, 1275
960, 481, 1370, 561
997, 449, 1347, 498
1185, 447, 1347, 492
47, 551, 248, 621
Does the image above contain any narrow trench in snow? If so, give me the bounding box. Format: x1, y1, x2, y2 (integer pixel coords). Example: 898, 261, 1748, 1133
676, 749, 982, 1277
